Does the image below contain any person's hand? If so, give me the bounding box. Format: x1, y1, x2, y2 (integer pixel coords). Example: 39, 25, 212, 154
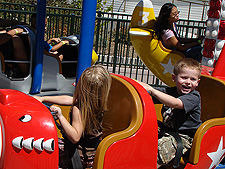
51, 38, 61, 43
50, 105, 62, 118
7, 28, 24, 36
15, 28, 24, 34
33, 95, 44, 102
197, 36, 204, 44
64, 40, 69, 45
61, 40, 69, 45
135, 80, 154, 93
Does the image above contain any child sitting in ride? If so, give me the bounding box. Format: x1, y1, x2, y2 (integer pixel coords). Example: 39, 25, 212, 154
34, 65, 112, 168
0, 19, 29, 77
137, 58, 202, 168
155, 3, 203, 62
30, 13, 69, 61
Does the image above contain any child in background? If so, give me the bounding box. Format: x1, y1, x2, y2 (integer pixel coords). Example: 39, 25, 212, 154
0, 27, 29, 77
36, 65, 112, 168
137, 58, 202, 168
43, 37, 69, 61
30, 13, 69, 61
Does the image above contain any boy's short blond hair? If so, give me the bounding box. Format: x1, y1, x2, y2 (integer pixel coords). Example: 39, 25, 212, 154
173, 58, 202, 77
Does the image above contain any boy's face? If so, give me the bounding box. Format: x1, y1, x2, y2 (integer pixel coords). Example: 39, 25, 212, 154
172, 67, 200, 95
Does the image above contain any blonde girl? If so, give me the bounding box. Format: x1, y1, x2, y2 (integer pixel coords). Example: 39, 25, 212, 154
50, 65, 112, 168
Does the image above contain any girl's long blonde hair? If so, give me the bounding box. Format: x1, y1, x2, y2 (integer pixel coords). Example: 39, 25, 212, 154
71, 65, 112, 135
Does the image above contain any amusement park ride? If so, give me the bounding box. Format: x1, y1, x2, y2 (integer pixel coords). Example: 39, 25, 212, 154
1, 0, 225, 168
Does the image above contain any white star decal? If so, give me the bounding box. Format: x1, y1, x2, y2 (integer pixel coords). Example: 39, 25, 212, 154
207, 136, 225, 169
160, 58, 174, 75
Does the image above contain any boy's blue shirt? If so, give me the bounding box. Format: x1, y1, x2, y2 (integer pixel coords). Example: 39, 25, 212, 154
44, 41, 53, 52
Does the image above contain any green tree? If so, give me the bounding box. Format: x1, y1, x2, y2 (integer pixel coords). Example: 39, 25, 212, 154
2, 0, 112, 12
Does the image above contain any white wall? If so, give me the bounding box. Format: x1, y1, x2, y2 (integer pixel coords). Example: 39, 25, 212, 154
104, 0, 209, 21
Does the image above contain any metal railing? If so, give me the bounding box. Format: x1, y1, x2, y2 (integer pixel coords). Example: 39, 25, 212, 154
0, 2, 206, 86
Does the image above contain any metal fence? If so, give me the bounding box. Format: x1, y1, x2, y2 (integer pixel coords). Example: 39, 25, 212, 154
0, 2, 206, 86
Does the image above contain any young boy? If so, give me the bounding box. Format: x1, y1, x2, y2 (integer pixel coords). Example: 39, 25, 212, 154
137, 58, 202, 168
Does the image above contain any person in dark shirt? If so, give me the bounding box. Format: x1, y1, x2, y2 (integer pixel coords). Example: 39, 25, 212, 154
137, 58, 202, 168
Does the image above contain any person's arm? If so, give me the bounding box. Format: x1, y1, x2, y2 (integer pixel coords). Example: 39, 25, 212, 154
135, 80, 151, 90
150, 87, 184, 109
136, 81, 183, 109
167, 36, 200, 51
46, 38, 61, 44
179, 34, 204, 43
7, 28, 24, 36
50, 40, 69, 51
50, 105, 83, 144
173, 22, 204, 44
33, 95, 73, 105
47, 38, 69, 52
0, 28, 24, 45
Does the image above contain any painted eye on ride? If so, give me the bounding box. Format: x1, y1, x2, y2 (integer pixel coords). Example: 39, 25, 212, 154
19, 115, 32, 122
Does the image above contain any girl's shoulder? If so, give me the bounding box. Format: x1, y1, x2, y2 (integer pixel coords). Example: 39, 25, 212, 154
162, 29, 173, 34
71, 105, 80, 113
70, 105, 81, 117
70, 105, 82, 124
162, 29, 175, 39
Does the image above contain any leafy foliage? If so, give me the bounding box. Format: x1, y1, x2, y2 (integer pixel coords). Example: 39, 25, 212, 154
1, 0, 112, 12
